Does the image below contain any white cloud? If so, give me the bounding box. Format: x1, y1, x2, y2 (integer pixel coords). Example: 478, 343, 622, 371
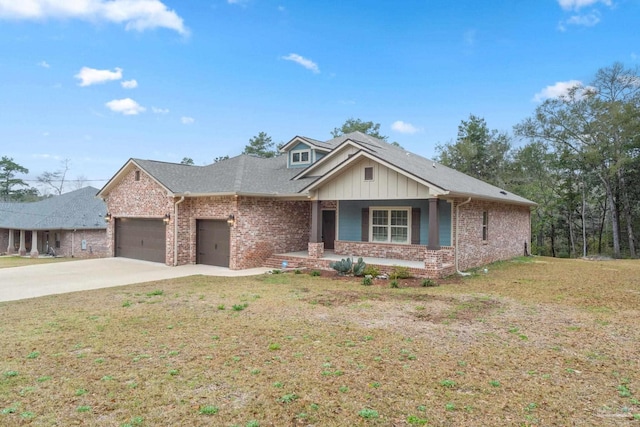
282, 53, 320, 74
560, 10, 601, 29
105, 98, 145, 115
38, 60, 50, 68
121, 79, 138, 89
181, 116, 195, 124
0, 0, 188, 35
391, 120, 420, 134
532, 80, 587, 102
152, 106, 169, 114
75, 66, 122, 86
557, 0, 611, 11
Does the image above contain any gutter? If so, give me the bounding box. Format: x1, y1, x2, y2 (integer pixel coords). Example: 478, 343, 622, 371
173, 196, 186, 266
455, 197, 472, 276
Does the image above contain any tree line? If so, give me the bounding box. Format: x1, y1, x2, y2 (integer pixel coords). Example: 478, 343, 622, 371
435, 62, 639, 259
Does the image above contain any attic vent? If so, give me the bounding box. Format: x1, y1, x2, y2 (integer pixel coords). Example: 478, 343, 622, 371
500, 190, 507, 195
135, 170, 140, 181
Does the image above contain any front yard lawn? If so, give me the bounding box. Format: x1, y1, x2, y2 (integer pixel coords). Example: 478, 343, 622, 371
1, 257, 639, 426
0, 255, 74, 269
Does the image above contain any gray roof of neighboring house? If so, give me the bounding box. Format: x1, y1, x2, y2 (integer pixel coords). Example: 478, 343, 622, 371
0, 186, 107, 230
133, 155, 318, 196
108, 131, 533, 205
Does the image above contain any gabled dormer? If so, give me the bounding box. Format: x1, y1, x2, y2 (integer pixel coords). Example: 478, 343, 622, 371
280, 136, 333, 168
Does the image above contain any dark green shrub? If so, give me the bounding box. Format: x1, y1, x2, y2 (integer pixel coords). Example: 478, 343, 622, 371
310, 270, 321, 277
363, 265, 380, 278
390, 280, 399, 288
421, 279, 437, 287
362, 276, 373, 286
390, 266, 412, 280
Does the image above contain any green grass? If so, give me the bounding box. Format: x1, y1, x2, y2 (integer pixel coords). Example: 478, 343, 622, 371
0, 257, 639, 425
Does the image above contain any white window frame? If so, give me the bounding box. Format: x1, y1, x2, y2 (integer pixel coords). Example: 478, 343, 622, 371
291, 149, 311, 165
369, 206, 411, 244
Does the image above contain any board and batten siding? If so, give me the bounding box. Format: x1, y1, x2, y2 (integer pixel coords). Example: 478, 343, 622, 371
337, 200, 452, 246
308, 145, 361, 177
317, 158, 432, 200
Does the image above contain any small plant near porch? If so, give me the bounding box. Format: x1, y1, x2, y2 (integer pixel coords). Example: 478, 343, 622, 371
330, 257, 367, 276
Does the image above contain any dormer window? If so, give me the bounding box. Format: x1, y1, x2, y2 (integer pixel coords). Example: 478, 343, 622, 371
291, 149, 311, 165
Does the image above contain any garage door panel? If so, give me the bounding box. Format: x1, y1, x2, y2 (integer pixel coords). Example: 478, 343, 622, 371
197, 220, 230, 267
115, 218, 166, 263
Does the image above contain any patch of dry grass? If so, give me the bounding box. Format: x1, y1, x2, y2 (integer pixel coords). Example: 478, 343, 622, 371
0, 255, 74, 269
1, 257, 639, 426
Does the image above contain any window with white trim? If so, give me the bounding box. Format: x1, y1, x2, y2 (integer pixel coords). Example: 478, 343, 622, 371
291, 149, 311, 165
370, 207, 410, 243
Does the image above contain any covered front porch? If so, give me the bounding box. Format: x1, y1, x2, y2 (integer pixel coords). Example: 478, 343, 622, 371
298, 198, 456, 278
266, 246, 455, 278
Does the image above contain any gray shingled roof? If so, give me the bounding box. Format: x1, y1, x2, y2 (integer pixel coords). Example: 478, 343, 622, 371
118, 132, 532, 205
133, 155, 318, 196
0, 186, 107, 230
306, 132, 534, 205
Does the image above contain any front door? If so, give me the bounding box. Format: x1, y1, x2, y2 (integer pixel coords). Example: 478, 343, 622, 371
322, 210, 336, 250
197, 219, 230, 267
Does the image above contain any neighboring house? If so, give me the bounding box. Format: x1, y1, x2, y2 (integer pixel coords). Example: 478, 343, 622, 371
0, 186, 108, 258
97, 132, 535, 277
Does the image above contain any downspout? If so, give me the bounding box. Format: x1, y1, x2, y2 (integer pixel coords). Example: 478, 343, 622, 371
455, 197, 472, 276
173, 196, 185, 266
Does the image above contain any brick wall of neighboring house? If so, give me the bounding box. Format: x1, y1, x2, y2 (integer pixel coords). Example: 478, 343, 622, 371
454, 198, 531, 271
104, 167, 174, 262
234, 197, 310, 269
57, 229, 109, 259
0, 229, 8, 254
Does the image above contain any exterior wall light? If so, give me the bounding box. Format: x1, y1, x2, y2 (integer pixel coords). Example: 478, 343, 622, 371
104, 213, 112, 222
227, 214, 235, 227
163, 213, 171, 225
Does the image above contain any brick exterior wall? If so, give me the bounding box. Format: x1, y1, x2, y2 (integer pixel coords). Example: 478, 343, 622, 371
454, 198, 531, 271
335, 240, 427, 261
105, 167, 311, 269
234, 198, 310, 269
57, 229, 109, 259
104, 167, 174, 263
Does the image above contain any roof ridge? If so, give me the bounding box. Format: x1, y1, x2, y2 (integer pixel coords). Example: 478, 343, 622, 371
233, 155, 247, 191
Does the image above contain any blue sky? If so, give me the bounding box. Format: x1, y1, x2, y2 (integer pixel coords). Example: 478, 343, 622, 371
1, 0, 638, 192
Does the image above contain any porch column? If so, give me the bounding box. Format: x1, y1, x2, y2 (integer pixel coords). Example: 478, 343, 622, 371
310, 200, 322, 243
18, 230, 26, 256
7, 229, 15, 254
308, 200, 324, 259
428, 198, 440, 250
30, 230, 39, 257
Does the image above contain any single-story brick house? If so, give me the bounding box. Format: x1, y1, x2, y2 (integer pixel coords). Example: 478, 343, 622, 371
0, 186, 108, 258
97, 132, 534, 277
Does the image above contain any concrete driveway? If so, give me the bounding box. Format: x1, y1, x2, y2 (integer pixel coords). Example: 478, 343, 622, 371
0, 257, 270, 303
